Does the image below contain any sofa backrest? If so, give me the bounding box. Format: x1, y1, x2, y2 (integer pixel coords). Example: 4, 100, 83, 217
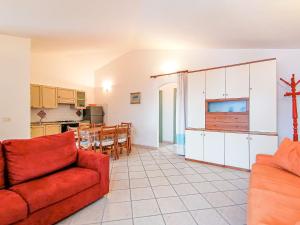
3, 131, 77, 185
0, 142, 5, 189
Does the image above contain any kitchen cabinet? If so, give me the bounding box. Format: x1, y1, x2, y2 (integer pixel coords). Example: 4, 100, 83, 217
187, 72, 205, 128
185, 130, 204, 161
203, 131, 225, 165
45, 124, 61, 136
225, 133, 249, 169
42, 86, 57, 108
249, 134, 278, 168
226, 64, 249, 98
57, 88, 75, 104
206, 68, 226, 99
31, 125, 45, 138
30, 84, 42, 108
76, 91, 86, 108
250, 60, 277, 132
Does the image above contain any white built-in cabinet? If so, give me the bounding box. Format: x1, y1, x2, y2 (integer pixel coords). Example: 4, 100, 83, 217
250, 60, 277, 132
185, 130, 204, 161
206, 68, 226, 99
203, 131, 225, 165
226, 64, 249, 98
187, 72, 206, 128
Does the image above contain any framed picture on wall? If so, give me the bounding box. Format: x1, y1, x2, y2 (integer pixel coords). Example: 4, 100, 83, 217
130, 92, 141, 104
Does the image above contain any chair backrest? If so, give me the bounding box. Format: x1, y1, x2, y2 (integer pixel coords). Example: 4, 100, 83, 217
121, 122, 132, 128
77, 127, 93, 149
92, 123, 105, 128
67, 126, 79, 139
79, 123, 91, 129
117, 125, 129, 137
100, 126, 117, 141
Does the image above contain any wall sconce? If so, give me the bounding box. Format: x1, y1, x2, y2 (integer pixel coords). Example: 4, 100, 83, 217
102, 80, 112, 93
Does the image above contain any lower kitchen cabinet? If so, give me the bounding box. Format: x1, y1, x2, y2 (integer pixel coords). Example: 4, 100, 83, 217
203, 131, 225, 165
45, 124, 61, 136
31, 124, 61, 138
249, 134, 278, 168
225, 133, 249, 169
31, 125, 45, 138
185, 130, 204, 161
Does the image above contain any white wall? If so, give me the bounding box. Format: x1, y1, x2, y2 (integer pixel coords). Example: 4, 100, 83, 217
95, 49, 300, 147
160, 83, 176, 143
0, 34, 31, 140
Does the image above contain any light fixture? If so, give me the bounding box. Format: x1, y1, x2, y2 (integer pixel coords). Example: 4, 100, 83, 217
102, 80, 112, 93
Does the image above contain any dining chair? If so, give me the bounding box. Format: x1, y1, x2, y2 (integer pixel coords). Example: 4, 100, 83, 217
77, 127, 93, 150
92, 123, 105, 128
97, 125, 118, 159
121, 122, 132, 153
117, 125, 130, 156
79, 123, 91, 129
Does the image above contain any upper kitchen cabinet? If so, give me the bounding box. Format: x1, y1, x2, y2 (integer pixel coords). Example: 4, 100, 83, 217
206, 68, 226, 99
226, 64, 249, 98
187, 72, 205, 128
250, 60, 277, 132
57, 88, 76, 104
30, 84, 42, 108
76, 91, 86, 108
42, 86, 57, 108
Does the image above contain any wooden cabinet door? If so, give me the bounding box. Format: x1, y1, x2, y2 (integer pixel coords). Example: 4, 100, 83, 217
206, 68, 225, 99
185, 130, 204, 161
76, 91, 86, 108
226, 64, 249, 98
249, 134, 278, 168
57, 88, 75, 104
31, 84, 42, 108
187, 72, 205, 128
42, 86, 57, 108
225, 133, 249, 169
203, 131, 225, 165
45, 124, 61, 136
31, 126, 45, 138
250, 60, 277, 132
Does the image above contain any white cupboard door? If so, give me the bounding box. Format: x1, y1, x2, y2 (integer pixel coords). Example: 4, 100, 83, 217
203, 131, 225, 165
187, 72, 206, 128
206, 68, 226, 99
250, 60, 277, 132
185, 130, 204, 161
226, 64, 249, 98
249, 135, 278, 168
225, 133, 250, 169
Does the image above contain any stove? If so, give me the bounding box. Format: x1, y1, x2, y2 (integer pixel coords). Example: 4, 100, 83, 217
59, 121, 80, 132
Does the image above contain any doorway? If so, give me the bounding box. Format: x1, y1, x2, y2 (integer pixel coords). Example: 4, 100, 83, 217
159, 83, 177, 145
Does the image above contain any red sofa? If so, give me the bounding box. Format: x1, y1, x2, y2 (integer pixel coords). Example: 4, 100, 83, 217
0, 131, 109, 225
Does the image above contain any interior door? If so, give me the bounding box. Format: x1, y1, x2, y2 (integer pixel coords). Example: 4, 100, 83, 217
204, 131, 225, 165
226, 64, 249, 98
206, 68, 225, 99
249, 134, 278, 168
225, 133, 249, 169
187, 71, 205, 128
250, 60, 277, 132
185, 130, 204, 161
42, 86, 57, 108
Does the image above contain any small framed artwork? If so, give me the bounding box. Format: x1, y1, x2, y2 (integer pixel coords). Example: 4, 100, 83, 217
130, 92, 141, 104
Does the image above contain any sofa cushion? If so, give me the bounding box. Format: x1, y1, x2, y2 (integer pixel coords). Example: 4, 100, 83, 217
0, 189, 28, 225
11, 167, 100, 213
0, 142, 5, 189
248, 163, 300, 225
3, 131, 77, 185
273, 138, 300, 176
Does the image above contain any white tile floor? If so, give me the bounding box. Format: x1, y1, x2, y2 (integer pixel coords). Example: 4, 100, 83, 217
57, 144, 249, 225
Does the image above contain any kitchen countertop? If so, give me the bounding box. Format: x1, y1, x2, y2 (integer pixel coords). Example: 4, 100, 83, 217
31, 121, 84, 126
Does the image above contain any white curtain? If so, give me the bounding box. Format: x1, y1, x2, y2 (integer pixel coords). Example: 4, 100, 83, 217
176, 72, 188, 155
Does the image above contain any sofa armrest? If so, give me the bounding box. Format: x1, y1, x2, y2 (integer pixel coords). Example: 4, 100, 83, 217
77, 150, 109, 195
255, 154, 280, 168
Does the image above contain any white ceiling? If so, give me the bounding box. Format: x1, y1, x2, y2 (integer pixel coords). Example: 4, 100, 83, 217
1, 0, 300, 66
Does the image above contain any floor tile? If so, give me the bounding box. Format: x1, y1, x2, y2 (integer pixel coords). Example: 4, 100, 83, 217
111, 172, 129, 180
129, 165, 145, 172
159, 163, 175, 169
110, 180, 130, 190
107, 189, 131, 203
173, 162, 190, 169
228, 179, 249, 189
218, 172, 240, 180
211, 180, 238, 191
134, 215, 165, 225
129, 171, 147, 179
102, 202, 132, 222
149, 176, 170, 186
144, 164, 160, 171
180, 194, 211, 210
224, 190, 247, 204
132, 199, 161, 217
180, 167, 197, 175
102, 219, 133, 225
217, 205, 247, 225
192, 182, 218, 193
163, 211, 197, 225
194, 167, 212, 174
203, 192, 234, 207
130, 178, 150, 188
157, 197, 187, 214
202, 173, 223, 181
131, 187, 154, 200
146, 169, 165, 178
153, 185, 177, 198
111, 166, 129, 173
167, 175, 189, 184
172, 183, 198, 195
184, 174, 206, 183
162, 168, 181, 176
191, 208, 229, 225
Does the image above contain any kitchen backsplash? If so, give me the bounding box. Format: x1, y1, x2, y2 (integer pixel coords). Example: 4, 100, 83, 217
31, 104, 83, 122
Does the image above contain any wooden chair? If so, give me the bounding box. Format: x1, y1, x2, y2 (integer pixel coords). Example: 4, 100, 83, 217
117, 125, 130, 156
67, 126, 92, 150
121, 122, 132, 153
92, 123, 105, 128
79, 123, 91, 129
97, 126, 118, 159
